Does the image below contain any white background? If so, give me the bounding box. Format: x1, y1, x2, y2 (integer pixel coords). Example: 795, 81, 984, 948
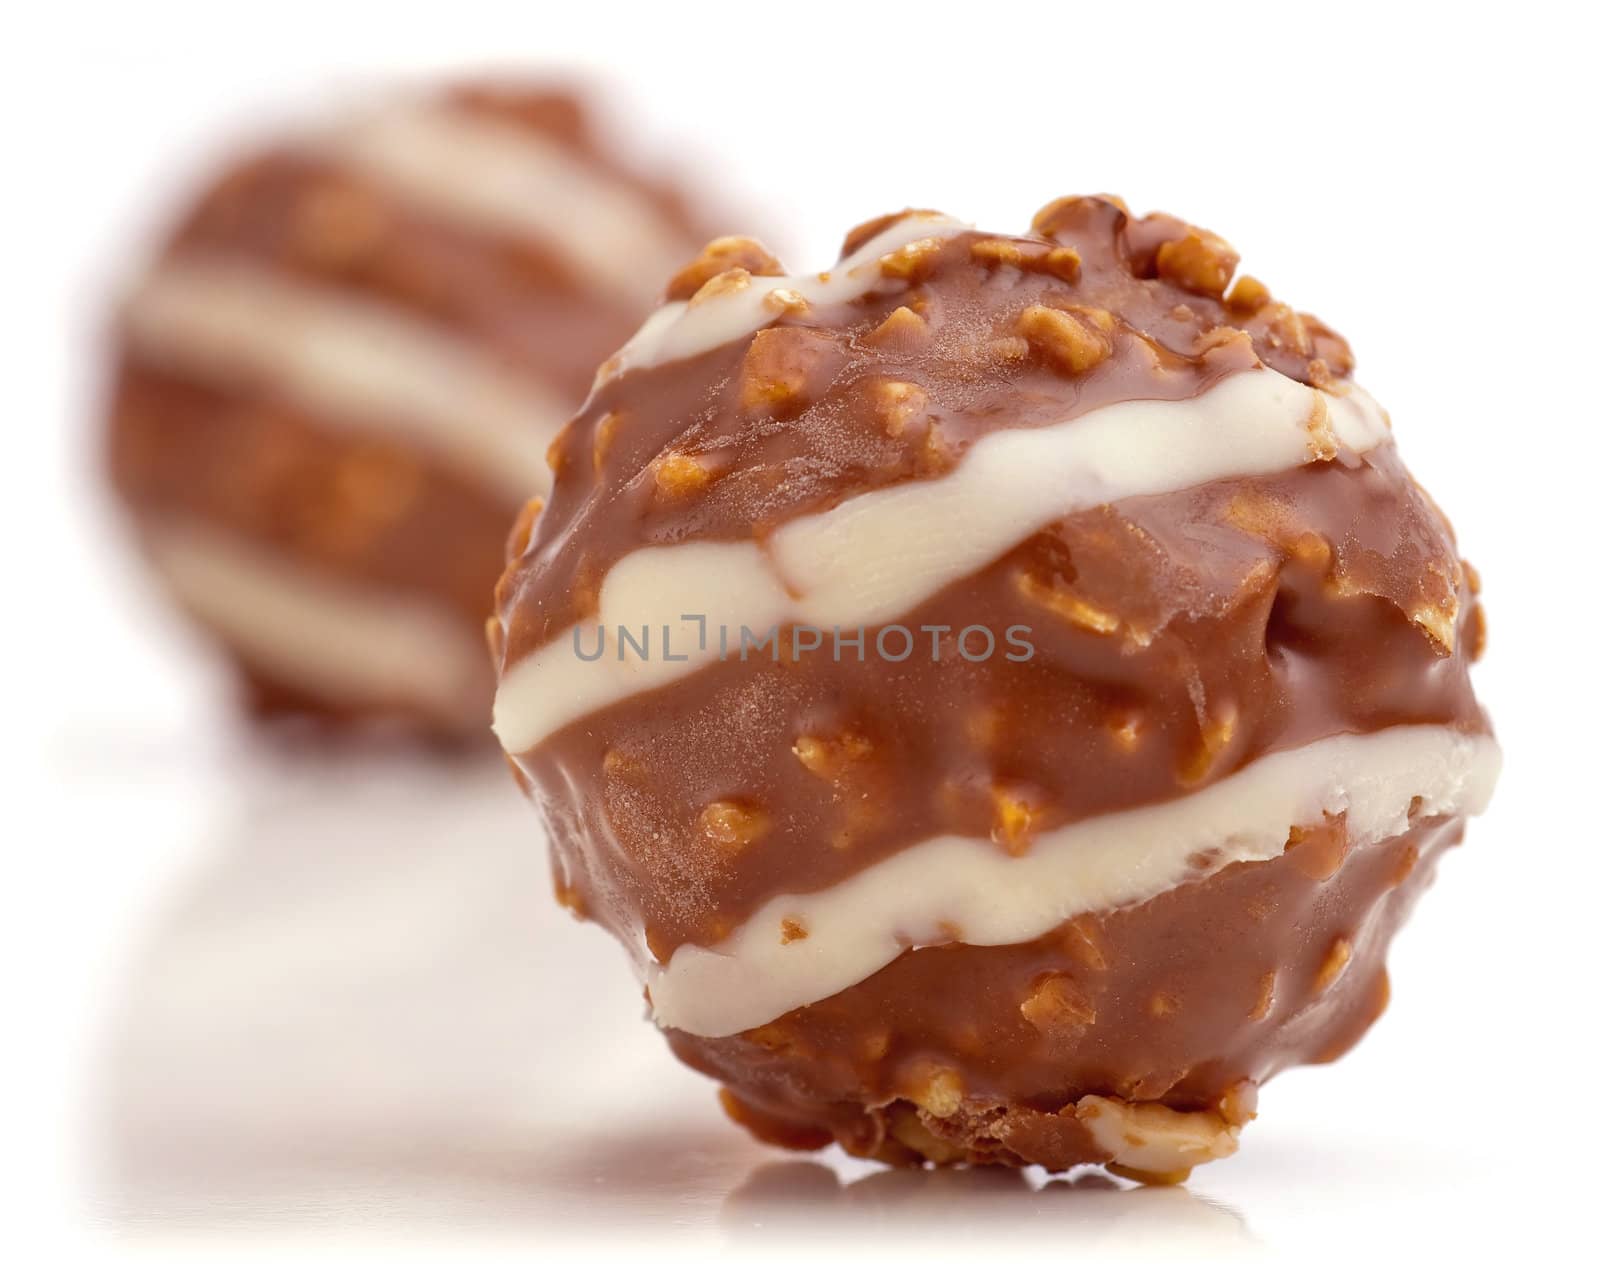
5, 0, 1597, 1269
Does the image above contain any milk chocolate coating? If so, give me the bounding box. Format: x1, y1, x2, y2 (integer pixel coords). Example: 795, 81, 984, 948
493, 197, 1494, 1175
106, 83, 713, 739
670, 813, 1452, 1171
520, 448, 1485, 960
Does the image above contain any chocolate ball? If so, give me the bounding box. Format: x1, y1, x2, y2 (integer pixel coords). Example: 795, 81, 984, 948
106, 81, 715, 739
490, 198, 1499, 1179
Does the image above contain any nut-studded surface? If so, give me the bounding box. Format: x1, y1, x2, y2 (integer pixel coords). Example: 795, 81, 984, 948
491, 197, 1496, 1175
107, 83, 713, 739
522, 449, 1486, 960
501, 198, 1356, 656
670, 812, 1452, 1173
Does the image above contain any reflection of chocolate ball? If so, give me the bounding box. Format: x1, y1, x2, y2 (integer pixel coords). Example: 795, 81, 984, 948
491, 198, 1500, 1179
106, 83, 714, 739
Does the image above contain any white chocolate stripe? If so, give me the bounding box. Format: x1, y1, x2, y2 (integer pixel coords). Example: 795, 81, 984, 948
605, 211, 972, 377
649, 726, 1502, 1037
147, 523, 489, 729
492, 369, 1390, 754
123, 258, 559, 505
311, 104, 700, 306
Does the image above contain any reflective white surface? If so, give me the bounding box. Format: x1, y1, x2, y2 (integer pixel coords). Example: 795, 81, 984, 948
85, 750, 1259, 1255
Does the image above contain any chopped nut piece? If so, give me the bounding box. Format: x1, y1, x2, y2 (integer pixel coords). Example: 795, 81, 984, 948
1078, 1095, 1241, 1183
1465, 602, 1488, 662
1031, 194, 1128, 238
1264, 302, 1313, 356
878, 236, 946, 281
1018, 570, 1120, 634
652, 451, 712, 499
665, 235, 784, 301
699, 799, 770, 852
871, 379, 929, 437
1287, 819, 1349, 882
792, 731, 872, 779
1411, 594, 1460, 655
779, 916, 808, 944
969, 237, 1024, 267
545, 429, 568, 477
591, 411, 622, 470
1223, 489, 1293, 543
689, 266, 752, 305
1107, 710, 1143, 753
890, 1109, 964, 1164
1016, 304, 1112, 374
910, 1066, 964, 1119
484, 615, 504, 664
1305, 357, 1338, 390
919, 422, 955, 474
1218, 1081, 1259, 1128
1155, 228, 1240, 297
1389, 842, 1421, 888
1194, 324, 1254, 358
1314, 937, 1354, 992
505, 496, 544, 561
1178, 703, 1238, 785
762, 287, 808, 316
1248, 971, 1277, 1022
982, 335, 1032, 364
1149, 991, 1180, 1019
1290, 530, 1334, 573
991, 785, 1041, 855
1021, 972, 1096, 1035
967, 237, 1081, 281
739, 326, 835, 415
864, 304, 930, 349
1072, 305, 1117, 332
1305, 393, 1340, 461
1045, 246, 1084, 280
1225, 274, 1271, 314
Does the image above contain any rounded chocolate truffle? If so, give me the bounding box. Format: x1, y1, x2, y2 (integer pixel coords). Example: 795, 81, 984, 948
490, 198, 1499, 1179
106, 82, 715, 739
